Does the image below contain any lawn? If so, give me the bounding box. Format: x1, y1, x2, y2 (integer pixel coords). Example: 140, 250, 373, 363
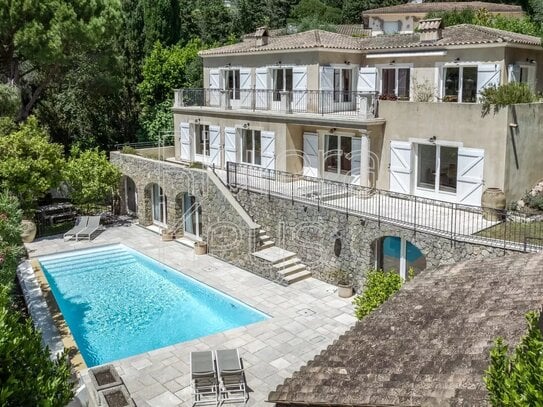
476, 221, 543, 247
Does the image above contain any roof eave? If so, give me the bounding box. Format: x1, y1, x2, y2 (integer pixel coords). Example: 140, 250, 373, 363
200, 46, 364, 58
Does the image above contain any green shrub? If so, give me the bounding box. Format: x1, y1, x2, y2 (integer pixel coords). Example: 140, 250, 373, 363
484, 310, 543, 406
121, 145, 138, 155
480, 83, 538, 116
353, 269, 406, 320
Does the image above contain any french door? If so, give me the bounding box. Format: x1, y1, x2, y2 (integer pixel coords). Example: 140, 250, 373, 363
183, 193, 202, 239
151, 184, 167, 225
415, 143, 458, 199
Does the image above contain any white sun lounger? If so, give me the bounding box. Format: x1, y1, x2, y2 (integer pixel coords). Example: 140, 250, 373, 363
63, 216, 89, 241
216, 349, 248, 406
75, 216, 102, 241
191, 351, 219, 406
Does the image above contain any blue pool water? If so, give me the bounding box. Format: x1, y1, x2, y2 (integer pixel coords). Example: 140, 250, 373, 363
39, 244, 268, 367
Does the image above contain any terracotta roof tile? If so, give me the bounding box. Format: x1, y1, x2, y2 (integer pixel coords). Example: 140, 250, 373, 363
363, 1, 523, 15
268, 252, 543, 406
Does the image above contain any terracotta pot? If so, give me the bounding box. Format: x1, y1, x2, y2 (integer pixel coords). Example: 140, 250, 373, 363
161, 229, 175, 241
194, 241, 207, 255
21, 219, 37, 243
482, 188, 506, 221
337, 284, 353, 298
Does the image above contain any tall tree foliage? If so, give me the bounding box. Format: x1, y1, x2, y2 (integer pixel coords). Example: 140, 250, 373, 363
143, 0, 181, 53
342, 0, 403, 23
291, 0, 343, 24
0, 0, 121, 121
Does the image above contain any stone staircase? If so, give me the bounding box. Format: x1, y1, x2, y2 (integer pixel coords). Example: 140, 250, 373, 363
252, 245, 312, 285
256, 228, 275, 251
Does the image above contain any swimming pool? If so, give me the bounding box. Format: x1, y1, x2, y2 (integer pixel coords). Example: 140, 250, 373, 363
39, 244, 268, 367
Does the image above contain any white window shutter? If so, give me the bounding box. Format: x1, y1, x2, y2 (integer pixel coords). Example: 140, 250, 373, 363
508, 64, 520, 83
261, 131, 275, 170
209, 125, 221, 168
389, 141, 412, 194
358, 67, 378, 93
350, 137, 361, 185
224, 127, 237, 164
209, 69, 221, 106
477, 64, 501, 97
255, 68, 268, 109
303, 132, 318, 178
320, 66, 334, 91
292, 66, 308, 111
527, 65, 537, 91
239, 68, 252, 108
457, 147, 484, 206
180, 122, 191, 161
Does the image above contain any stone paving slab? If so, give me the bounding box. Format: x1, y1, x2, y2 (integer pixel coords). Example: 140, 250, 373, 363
251, 246, 297, 263
26, 224, 357, 406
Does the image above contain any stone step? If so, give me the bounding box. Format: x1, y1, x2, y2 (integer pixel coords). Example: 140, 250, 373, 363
258, 234, 272, 242
277, 263, 307, 277
273, 257, 302, 270
252, 247, 297, 264
257, 241, 275, 251
283, 269, 313, 284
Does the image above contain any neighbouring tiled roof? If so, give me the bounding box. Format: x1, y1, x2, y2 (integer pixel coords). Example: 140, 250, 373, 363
363, 1, 523, 15
201, 24, 540, 57
359, 24, 541, 50
334, 24, 372, 37
418, 17, 444, 30
199, 29, 364, 56
268, 252, 543, 406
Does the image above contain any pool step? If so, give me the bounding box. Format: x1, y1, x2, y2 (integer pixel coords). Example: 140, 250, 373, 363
41, 253, 135, 271
41, 251, 132, 267
42, 258, 137, 276
40, 247, 126, 266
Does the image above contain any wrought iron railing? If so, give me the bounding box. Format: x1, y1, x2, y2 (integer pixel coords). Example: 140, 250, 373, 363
174, 88, 379, 118
225, 162, 543, 252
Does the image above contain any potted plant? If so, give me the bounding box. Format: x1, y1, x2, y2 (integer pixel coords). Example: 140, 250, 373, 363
331, 268, 353, 298
161, 228, 175, 241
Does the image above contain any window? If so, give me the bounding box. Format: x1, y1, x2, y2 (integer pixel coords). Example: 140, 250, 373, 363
224, 69, 240, 100
272, 68, 293, 101
333, 68, 352, 102
381, 67, 410, 99
241, 129, 261, 165
383, 20, 401, 34
324, 135, 352, 175
194, 124, 210, 156
374, 236, 426, 280
417, 144, 458, 193
443, 66, 477, 103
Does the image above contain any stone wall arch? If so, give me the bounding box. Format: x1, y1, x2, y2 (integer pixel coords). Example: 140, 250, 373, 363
142, 182, 168, 226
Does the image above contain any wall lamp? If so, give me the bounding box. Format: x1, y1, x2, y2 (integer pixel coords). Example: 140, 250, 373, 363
453, 57, 460, 63
225, 62, 231, 67
390, 59, 396, 65
277, 60, 282, 65
428, 135, 437, 143
330, 127, 336, 133
344, 60, 351, 65
526, 58, 536, 64
242, 122, 250, 128
194, 118, 201, 123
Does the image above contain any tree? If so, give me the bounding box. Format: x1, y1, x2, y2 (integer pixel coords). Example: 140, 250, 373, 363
484, 311, 543, 405
0, 117, 64, 214
0, 85, 19, 119
138, 40, 204, 141
343, 0, 403, 23
191, 0, 235, 45
143, 0, 181, 53
291, 0, 343, 24
63, 147, 122, 211
0, 0, 121, 121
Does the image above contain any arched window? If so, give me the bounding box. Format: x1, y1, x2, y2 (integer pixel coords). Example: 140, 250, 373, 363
374, 236, 426, 279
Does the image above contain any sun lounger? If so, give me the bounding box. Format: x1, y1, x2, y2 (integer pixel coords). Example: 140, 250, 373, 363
75, 216, 101, 241
191, 351, 219, 406
216, 349, 248, 406
63, 216, 89, 241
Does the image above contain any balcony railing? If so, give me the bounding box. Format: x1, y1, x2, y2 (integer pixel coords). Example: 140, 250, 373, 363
225, 162, 543, 252
174, 88, 379, 119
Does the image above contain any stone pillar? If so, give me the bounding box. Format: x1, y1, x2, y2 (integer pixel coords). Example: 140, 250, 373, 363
360, 134, 371, 188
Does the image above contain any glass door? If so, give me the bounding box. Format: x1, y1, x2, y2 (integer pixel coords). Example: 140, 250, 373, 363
416, 143, 458, 199
152, 184, 167, 225
183, 193, 201, 239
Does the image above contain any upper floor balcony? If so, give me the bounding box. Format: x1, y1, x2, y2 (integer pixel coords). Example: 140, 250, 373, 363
173, 88, 380, 122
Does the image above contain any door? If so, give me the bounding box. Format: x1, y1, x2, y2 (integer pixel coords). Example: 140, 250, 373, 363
180, 122, 191, 161
209, 125, 221, 168
292, 66, 307, 112
389, 141, 412, 194
152, 184, 167, 225
261, 131, 275, 170
183, 192, 201, 238
457, 147, 484, 206
224, 127, 237, 164
303, 132, 318, 178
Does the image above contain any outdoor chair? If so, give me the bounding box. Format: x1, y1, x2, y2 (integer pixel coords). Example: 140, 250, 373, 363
75, 216, 102, 241
63, 216, 89, 241
215, 349, 248, 406
191, 351, 219, 407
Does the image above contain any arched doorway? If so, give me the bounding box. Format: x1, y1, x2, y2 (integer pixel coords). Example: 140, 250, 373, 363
150, 183, 167, 225
183, 192, 202, 239
372, 236, 426, 280
124, 176, 137, 214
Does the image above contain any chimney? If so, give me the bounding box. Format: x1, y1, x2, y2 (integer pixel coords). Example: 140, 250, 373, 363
418, 18, 443, 42
255, 26, 269, 47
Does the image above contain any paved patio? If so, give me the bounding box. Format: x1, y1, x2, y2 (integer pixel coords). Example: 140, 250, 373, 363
26, 224, 357, 406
